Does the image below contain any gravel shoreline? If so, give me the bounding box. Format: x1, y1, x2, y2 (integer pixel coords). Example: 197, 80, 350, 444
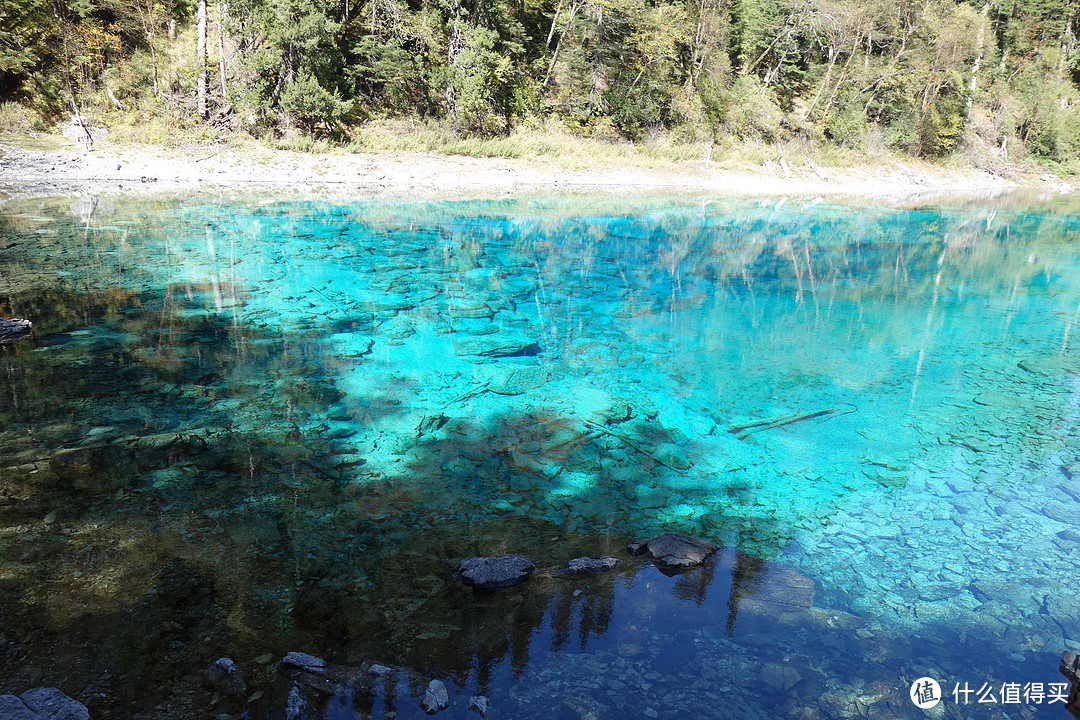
0, 140, 1073, 202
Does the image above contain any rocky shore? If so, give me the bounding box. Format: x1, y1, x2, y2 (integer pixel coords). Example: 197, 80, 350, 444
1, 140, 1071, 203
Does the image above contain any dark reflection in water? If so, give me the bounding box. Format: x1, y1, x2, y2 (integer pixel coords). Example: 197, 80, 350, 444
1, 192, 1079, 719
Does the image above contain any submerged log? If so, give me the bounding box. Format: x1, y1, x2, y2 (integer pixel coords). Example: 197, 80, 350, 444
0, 318, 31, 344
728, 404, 856, 440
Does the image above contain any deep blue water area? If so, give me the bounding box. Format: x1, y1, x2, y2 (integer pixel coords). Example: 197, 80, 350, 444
1, 191, 1080, 720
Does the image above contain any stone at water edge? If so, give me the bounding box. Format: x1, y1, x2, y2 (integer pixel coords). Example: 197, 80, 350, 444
0, 318, 32, 345
1059, 651, 1080, 708
561, 557, 621, 575
627, 533, 718, 572
457, 554, 535, 591
420, 680, 450, 714
206, 657, 247, 697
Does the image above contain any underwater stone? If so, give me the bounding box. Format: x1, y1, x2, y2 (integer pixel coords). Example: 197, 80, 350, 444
627, 533, 718, 572
0, 318, 31, 345
18, 688, 90, 720
282, 651, 327, 674
454, 338, 541, 358
1041, 502, 1078, 526
445, 303, 494, 320
761, 663, 802, 692
457, 554, 535, 591
1057, 529, 1080, 546
206, 657, 247, 697
468, 695, 489, 717
284, 682, 306, 720
562, 557, 621, 575
420, 680, 449, 714
653, 444, 692, 470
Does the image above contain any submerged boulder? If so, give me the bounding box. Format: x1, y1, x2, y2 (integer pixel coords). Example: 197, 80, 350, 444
206, 657, 247, 697
282, 651, 327, 674
627, 533, 718, 572
0, 319, 31, 345
561, 557, 621, 575
468, 695, 490, 717
454, 337, 541, 359
457, 554, 535, 591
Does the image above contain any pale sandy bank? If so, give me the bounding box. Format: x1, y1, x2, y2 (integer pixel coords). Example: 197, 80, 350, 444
0, 139, 1074, 202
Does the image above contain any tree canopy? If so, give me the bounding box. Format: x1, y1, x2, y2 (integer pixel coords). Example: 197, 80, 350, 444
2, 0, 1078, 163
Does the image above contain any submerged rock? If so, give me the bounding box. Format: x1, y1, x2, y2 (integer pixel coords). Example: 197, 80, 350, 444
284, 682, 307, 720
0, 318, 31, 345
282, 653, 418, 700
627, 533, 718, 572
561, 557, 621, 575
420, 680, 449, 714
468, 695, 489, 717
282, 651, 327, 674
653, 444, 692, 470
206, 657, 247, 697
454, 337, 541, 358
458, 554, 535, 591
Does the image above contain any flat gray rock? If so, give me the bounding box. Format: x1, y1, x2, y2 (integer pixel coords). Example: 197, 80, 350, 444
458, 554, 535, 591
562, 557, 621, 575
627, 533, 718, 573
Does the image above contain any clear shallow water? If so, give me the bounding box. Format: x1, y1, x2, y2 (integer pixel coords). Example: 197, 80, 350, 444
1, 191, 1079, 719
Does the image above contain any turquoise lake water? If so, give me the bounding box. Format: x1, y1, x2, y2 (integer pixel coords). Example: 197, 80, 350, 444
1, 191, 1079, 719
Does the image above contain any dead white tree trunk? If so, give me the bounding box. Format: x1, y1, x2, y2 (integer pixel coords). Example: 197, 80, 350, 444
197, 0, 208, 119
217, 2, 228, 99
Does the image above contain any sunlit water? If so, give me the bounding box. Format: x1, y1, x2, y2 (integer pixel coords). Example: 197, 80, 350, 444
1, 192, 1079, 720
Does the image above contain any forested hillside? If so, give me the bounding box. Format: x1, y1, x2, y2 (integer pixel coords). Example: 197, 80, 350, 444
1, 0, 1078, 165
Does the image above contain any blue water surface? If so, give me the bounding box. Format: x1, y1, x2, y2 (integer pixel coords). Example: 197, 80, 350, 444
0, 191, 1079, 720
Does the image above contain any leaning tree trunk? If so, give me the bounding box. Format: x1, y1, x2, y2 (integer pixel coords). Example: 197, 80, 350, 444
217, 3, 228, 98
197, 0, 208, 119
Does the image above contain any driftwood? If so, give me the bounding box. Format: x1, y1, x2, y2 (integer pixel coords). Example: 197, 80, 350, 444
729, 404, 855, 440
0, 318, 32, 345
581, 420, 684, 470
